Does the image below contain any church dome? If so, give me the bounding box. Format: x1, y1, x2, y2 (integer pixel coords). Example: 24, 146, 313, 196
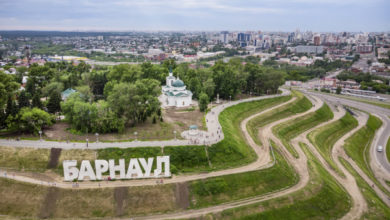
172, 79, 185, 87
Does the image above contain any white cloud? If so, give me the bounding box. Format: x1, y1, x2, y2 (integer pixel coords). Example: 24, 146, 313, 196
110, 0, 283, 14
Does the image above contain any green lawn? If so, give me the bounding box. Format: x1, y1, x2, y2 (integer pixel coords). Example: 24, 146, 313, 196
164, 145, 210, 173
189, 141, 298, 208
308, 112, 358, 177
387, 136, 390, 164
247, 91, 312, 147
273, 103, 333, 158
339, 157, 390, 219
212, 142, 351, 220
343, 115, 390, 196
207, 95, 293, 170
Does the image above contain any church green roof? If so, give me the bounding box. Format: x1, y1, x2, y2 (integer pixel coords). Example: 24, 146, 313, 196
61, 88, 76, 99
172, 79, 185, 87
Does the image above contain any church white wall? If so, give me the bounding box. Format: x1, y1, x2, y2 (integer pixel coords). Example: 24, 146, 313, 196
165, 95, 192, 107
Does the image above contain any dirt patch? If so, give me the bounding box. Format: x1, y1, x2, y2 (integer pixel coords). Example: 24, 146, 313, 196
114, 187, 128, 217
47, 148, 62, 169
175, 182, 190, 209
164, 107, 206, 131
14, 170, 57, 182
39, 187, 59, 219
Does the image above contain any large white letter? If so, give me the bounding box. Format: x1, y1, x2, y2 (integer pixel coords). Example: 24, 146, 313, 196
139, 157, 154, 177
154, 156, 171, 177
78, 160, 96, 181
125, 158, 143, 178
63, 160, 79, 181
109, 159, 125, 179
95, 160, 109, 180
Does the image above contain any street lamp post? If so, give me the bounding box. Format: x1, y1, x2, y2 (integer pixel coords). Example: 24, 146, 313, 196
95, 133, 99, 143
173, 130, 177, 140
134, 131, 138, 142
38, 130, 42, 141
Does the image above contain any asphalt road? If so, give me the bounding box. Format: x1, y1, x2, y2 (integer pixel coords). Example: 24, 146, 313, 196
303, 90, 390, 175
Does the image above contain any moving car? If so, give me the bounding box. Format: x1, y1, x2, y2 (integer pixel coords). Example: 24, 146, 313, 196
377, 145, 383, 152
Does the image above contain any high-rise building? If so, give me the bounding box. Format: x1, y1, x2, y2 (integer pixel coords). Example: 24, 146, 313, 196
220, 31, 229, 44
356, 44, 373, 53
314, 36, 321, 46
295, 46, 324, 54
288, 32, 295, 43
238, 33, 251, 47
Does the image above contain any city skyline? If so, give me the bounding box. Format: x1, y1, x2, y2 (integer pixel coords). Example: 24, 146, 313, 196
0, 0, 389, 32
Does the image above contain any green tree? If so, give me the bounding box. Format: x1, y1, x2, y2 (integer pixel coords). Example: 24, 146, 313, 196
336, 86, 342, 94
0, 71, 19, 109
42, 82, 64, 98
203, 78, 215, 98
61, 93, 124, 133
107, 79, 161, 125
6, 107, 54, 134
108, 64, 142, 82
32, 93, 43, 109
6, 96, 18, 117
83, 70, 108, 99
18, 91, 30, 109
47, 90, 62, 113
199, 92, 209, 112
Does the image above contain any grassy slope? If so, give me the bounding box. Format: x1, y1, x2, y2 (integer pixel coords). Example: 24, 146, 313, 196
308, 112, 358, 176
343, 115, 390, 196
273, 103, 334, 158
189, 143, 298, 208
207, 95, 292, 169
0, 178, 177, 218
0, 146, 50, 171
387, 136, 390, 165
247, 91, 312, 147
212, 142, 351, 220
339, 157, 390, 219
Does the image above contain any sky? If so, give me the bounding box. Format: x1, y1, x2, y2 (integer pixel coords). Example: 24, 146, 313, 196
0, 0, 389, 32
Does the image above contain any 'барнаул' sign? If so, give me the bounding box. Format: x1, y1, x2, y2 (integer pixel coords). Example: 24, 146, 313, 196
63, 156, 170, 181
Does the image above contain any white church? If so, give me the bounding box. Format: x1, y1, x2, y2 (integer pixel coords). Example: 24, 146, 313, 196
161, 71, 193, 107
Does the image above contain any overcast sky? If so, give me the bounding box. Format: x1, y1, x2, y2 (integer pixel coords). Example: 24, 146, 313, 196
0, 0, 389, 32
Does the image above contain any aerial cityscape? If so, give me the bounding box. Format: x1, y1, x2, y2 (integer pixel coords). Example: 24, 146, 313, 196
0, 0, 389, 219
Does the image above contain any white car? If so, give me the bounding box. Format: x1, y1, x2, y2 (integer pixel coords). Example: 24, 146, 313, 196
377, 145, 383, 152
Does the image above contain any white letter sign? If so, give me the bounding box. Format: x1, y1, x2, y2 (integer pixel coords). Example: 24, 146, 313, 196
63, 156, 170, 181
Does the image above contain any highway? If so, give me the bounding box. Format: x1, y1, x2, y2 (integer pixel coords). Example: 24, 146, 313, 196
303, 90, 390, 176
